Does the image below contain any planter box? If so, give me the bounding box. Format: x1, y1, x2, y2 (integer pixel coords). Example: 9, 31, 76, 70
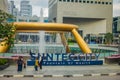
105, 56, 120, 64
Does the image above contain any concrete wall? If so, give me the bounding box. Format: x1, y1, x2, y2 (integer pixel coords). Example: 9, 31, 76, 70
63, 18, 106, 37
49, 0, 113, 38
0, 0, 8, 12
48, 0, 57, 22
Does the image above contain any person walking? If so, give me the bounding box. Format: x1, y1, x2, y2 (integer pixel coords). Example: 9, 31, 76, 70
17, 56, 24, 72
34, 57, 39, 71
39, 56, 43, 70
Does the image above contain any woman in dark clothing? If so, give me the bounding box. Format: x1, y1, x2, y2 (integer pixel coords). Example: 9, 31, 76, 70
17, 56, 23, 72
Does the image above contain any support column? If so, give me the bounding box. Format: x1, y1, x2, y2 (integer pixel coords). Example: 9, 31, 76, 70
60, 33, 70, 53
72, 29, 92, 54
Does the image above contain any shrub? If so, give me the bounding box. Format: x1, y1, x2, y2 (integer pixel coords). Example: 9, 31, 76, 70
0, 59, 8, 65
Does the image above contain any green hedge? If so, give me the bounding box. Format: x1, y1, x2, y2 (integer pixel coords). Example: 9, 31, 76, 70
0, 59, 8, 65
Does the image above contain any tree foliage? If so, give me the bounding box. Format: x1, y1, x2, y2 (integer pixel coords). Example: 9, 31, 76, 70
0, 10, 15, 49
0, 59, 8, 65
104, 32, 113, 44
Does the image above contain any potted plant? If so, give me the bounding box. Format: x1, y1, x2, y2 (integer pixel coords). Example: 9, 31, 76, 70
0, 10, 16, 53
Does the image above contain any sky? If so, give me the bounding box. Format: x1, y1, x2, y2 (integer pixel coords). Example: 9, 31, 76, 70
8, 0, 120, 17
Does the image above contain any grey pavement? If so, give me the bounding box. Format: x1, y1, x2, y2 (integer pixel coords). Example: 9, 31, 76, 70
0, 76, 120, 80
0, 63, 120, 75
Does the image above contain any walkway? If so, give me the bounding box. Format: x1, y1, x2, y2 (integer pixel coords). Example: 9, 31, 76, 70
0, 64, 120, 77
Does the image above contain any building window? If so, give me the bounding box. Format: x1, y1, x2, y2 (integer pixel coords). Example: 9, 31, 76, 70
79, 0, 82, 3
106, 2, 108, 5
75, 0, 78, 2
98, 1, 101, 4
102, 2, 104, 4
78, 30, 83, 37
109, 2, 112, 5
87, 1, 89, 3
71, 0, 74, 2
63, 0, 66, 2
59, 0, 62, 2
95, 1, 97, 4
83, 0, 86, 3
67, 0, 70, 2
91, 1, 93, 3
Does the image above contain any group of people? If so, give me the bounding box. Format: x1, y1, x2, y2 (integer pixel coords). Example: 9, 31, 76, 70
17, 56, 43, 72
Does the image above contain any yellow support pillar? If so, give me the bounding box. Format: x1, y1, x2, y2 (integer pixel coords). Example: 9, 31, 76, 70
60, 33, 71, 53
71, 29, 92, 54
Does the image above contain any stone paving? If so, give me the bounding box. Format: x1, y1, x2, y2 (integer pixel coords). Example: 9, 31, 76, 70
0, 64, 120, 76
1, 76, 120, 80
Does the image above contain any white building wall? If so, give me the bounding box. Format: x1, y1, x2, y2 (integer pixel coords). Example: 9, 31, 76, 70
0, 0, 8, 12
49, 0, 113, 38
78, 20, 106, 37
